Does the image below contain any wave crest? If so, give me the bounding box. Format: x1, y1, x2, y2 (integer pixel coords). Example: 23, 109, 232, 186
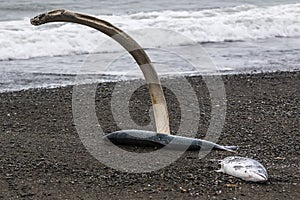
1, 3, 300, 60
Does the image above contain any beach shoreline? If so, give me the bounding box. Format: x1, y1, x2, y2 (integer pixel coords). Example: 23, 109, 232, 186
0, 71, 299, 199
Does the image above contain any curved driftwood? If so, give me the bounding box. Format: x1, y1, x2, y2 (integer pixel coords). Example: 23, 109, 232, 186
31, 9, 170, 134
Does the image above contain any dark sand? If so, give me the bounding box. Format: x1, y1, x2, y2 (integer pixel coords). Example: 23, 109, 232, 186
0, 71, 299, 199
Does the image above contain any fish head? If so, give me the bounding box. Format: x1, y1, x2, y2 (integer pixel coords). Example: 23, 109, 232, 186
247, 167, 268, 182
237, 165, 268, 182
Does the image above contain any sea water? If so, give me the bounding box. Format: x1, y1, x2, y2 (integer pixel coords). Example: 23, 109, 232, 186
0, 0, 300, 92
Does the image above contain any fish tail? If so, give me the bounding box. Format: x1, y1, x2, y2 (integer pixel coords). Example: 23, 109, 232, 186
217, 145, 239, 152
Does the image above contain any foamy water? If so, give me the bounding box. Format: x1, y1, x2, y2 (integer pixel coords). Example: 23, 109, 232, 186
1, 4, 300, 61
0, 1, 299, 92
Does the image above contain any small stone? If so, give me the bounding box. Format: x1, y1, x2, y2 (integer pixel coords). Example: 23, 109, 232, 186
179, 187, 187, 193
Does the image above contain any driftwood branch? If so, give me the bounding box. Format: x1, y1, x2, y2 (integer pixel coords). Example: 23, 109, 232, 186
31, 9, 170, 134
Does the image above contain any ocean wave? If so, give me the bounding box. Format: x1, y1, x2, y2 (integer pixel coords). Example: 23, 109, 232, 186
1, 3, 300, 60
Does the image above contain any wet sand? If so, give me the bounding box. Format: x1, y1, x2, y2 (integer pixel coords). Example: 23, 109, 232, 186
0, 71, 299, 199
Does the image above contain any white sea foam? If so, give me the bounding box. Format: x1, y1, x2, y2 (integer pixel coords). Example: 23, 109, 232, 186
1, 3, 300, 60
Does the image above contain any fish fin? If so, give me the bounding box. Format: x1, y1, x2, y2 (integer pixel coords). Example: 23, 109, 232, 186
215, 169, 223, 173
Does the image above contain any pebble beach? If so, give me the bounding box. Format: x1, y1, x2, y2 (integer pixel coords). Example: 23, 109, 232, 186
0, 71, 299, 199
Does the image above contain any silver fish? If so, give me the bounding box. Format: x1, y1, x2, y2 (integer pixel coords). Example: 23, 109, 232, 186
104, 130, 238, 151
216, 156, 268, 182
